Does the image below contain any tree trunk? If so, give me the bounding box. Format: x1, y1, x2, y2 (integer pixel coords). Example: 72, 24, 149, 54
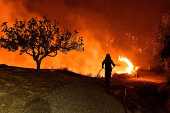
36, 60, 41, 76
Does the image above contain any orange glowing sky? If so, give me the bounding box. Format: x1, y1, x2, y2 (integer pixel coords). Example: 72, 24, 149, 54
0, 0, 170, 76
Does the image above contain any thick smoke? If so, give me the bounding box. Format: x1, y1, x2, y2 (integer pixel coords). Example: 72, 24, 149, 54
0, 0, 39, 68
0, 0, 170, 76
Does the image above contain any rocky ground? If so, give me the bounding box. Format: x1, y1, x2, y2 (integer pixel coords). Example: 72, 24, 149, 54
0, 67, 170, 113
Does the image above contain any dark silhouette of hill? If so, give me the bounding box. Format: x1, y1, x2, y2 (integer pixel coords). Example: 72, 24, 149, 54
0, 64, 33, 69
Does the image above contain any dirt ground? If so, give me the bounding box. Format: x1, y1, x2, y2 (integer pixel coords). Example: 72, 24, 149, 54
0, 68, 94, 113
0, 67, 170, 113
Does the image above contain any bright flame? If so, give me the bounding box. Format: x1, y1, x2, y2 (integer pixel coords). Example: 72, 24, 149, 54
117, 56, 138, 74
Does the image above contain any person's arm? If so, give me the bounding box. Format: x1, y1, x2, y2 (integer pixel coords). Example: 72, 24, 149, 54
102, 60, 105, 68
111, 60, 115, 68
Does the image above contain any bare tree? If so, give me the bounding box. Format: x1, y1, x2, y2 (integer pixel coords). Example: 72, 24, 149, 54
0, 16, 84, 76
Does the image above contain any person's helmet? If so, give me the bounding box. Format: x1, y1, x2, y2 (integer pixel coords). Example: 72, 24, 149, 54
106, 54, 111, 60
106, 54, 110, 57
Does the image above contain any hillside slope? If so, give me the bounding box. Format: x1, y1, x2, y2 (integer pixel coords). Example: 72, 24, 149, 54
0, 67, 169, 113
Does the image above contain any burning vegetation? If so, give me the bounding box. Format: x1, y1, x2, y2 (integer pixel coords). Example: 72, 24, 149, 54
0, 0, 156, 76
0, 0, 169, 83
117, 56, 138, 74
0, 0, 169, 81
0, 0, 170, 113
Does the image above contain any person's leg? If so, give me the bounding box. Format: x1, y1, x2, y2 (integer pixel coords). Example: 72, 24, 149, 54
107, 78, 110, 86
105, 77, 107, 85
105, 77, 109, 86
105, 72, 111, 86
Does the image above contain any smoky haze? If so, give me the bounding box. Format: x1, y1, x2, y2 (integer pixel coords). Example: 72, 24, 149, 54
0, 0, 170, 76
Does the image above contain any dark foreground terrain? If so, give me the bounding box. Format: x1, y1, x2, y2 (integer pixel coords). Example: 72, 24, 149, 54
0, 67, 170, 113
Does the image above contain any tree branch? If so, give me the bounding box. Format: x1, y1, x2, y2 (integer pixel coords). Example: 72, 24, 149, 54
26, 51, 33, 56
31, 46, 36, 57
47, 51, 57, 57
39, 53, 49, 62
37, 44, 40, 57
59, 49, 67, 54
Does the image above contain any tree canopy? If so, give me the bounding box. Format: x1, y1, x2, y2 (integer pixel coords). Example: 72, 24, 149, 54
154, 13, 170, 62
0, 16, 84, 75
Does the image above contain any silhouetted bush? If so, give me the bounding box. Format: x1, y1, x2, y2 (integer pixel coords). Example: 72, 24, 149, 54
151, 65, 166, 74
62, 67, 68, 71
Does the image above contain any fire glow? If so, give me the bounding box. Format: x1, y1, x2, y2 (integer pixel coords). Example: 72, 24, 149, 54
116, 56, 138, 74
0, 0, 154, 78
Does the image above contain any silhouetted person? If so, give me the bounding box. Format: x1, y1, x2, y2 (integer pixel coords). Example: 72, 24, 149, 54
102, 54, 115, 86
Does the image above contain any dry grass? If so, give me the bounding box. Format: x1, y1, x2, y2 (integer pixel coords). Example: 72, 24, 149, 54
0, 68, 95, 113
